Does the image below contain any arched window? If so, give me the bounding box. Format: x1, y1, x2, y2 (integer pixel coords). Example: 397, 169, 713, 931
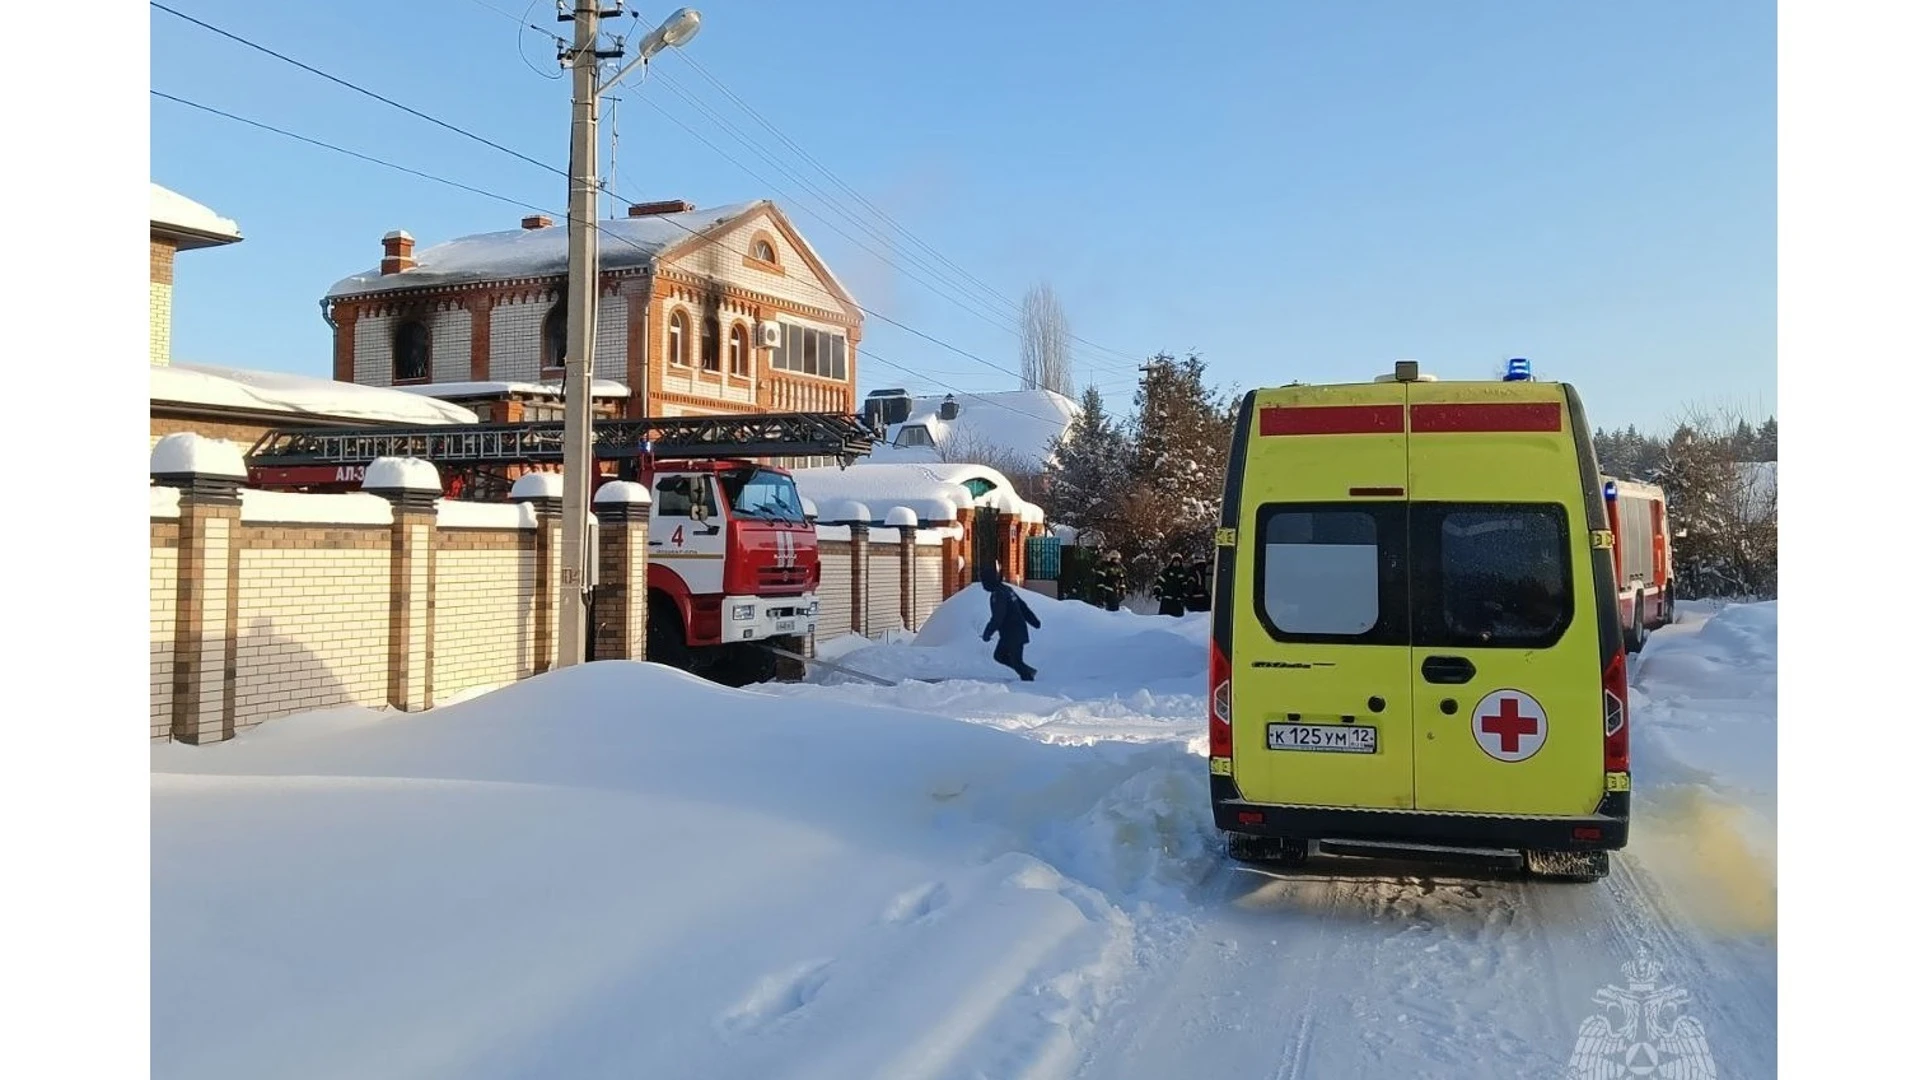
728, 323, 749, 376
667, 310, 688, 366
750, 238, 777, 264
701, 317, 721, 372
393, 319, 431, 383
542, 301, 567, 371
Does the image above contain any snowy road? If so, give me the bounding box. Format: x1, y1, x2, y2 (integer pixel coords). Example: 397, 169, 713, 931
777, 599, 1778, 1079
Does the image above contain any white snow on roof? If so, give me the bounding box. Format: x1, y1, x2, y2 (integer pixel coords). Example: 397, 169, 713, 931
325, 202, 762, 298
396, 380, 631, 399
152, 363, 478, 426
791, 463, 991, 524
150, 183, 242, 241
151, 432, 247, 478
869, 389, 1079, 470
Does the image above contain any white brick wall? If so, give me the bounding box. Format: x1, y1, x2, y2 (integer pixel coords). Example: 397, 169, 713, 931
233, 546, 392, 727
433, 543, 539, 699
150, 533, 178, 738
596, 295, 627, 381
150, 282, 172, 366
489, 298, 546, 382
431, 307, 472, 383
354, 311, 397, 385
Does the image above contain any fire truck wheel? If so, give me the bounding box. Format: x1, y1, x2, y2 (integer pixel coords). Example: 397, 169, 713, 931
647, 603, 691, 672
1624, 595, 1646, 654
711, 644, 777, 688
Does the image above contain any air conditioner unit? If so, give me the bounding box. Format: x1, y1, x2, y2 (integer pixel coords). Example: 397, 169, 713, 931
755, 322, 781, 348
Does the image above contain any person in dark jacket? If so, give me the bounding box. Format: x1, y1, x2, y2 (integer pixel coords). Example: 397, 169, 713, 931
980, 560, 1041, 681
1184, 553, 1212, 613
1091, 550, 1126, 612
1152, 556, 1189, 617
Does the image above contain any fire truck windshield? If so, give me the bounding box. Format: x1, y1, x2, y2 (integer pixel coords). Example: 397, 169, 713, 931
721, 467, 806, 523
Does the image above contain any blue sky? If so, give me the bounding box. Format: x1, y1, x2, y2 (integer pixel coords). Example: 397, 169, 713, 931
150, 0, 1775, 433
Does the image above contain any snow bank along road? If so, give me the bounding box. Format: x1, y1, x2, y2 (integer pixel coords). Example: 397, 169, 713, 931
151, 589, 1776, 1079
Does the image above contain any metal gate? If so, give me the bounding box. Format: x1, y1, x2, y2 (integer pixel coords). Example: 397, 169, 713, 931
971, 508, 1002, 581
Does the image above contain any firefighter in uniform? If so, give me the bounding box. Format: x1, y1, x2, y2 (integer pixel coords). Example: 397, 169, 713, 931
1091, 550, 1126, 612
1152, 555, 1190, 617
1184, 553, 1212, 613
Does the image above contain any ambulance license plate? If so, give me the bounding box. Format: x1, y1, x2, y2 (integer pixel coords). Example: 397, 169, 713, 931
1267, 723, 1376, 753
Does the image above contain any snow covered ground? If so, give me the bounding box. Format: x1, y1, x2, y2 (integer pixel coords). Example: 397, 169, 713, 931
152, 591, 1775, 1079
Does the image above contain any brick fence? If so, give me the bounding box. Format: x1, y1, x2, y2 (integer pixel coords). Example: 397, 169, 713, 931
150, 435, 970, 743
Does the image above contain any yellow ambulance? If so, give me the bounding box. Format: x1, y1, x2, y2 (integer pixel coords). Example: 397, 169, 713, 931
1207, 359, 1629, 882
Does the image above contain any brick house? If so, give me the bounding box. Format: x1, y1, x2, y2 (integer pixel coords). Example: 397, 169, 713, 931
321, 199, 862, 436
149, 183, 475, 450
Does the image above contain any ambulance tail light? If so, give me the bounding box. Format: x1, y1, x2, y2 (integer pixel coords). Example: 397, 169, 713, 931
1209, 640, 1232, 760
1602, 647, 1630, 773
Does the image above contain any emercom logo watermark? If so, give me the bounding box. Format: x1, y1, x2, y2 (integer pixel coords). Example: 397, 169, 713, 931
1564, 950, 1719, 1079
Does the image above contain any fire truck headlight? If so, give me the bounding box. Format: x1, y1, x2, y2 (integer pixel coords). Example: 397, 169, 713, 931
731, 603, 755, 622
807, 599, 819, 616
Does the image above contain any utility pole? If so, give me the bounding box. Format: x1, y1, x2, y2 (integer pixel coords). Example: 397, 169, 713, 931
554, 5, 703, 670
556, 0, 605, 670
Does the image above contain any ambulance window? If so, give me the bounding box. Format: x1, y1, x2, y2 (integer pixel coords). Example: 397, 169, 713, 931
1414, 504, 1573, 648
1253, 505, 1406, 642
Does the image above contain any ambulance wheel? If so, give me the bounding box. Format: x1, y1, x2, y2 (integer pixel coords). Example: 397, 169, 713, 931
1524, 849, 1611, 883
1227, 833, 1309, 867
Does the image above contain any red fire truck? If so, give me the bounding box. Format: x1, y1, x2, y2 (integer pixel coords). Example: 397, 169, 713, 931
1602, 476, 1677, 652
244, 412, 877, 685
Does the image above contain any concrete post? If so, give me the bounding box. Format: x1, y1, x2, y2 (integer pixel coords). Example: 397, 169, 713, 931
512, 471, 565, 673
365, 457, 441, 711
593, 480, 652, 661
152, 433, 246, 744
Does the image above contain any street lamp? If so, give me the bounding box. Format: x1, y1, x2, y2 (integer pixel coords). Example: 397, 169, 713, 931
556, 4, 703, 670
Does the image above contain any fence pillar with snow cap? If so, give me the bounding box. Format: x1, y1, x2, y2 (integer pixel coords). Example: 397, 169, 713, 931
592, 481, 651, 663
820, 500, 872, 636
152, 433, 248, 744
511, 472, 567, 673
886, 507, 919, 630
951, 505, 975, 597
364, 457, 441, 711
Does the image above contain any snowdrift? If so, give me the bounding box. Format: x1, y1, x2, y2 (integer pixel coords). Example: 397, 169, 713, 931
151, 661, 1216, 1080
821, 583, 1209, 692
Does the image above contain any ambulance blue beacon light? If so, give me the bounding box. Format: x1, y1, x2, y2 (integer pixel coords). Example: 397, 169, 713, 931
1604, 480, 1618, 501
1503, 357, 1533, 382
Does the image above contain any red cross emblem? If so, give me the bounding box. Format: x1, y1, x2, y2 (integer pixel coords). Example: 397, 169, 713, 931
1470, 689, 1548, 761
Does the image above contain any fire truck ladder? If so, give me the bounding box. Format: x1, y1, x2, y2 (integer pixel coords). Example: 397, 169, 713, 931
246, 411, 880, 470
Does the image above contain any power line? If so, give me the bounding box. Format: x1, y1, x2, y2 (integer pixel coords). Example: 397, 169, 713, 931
155, 0, 1121, 389
152, 1, 568, 183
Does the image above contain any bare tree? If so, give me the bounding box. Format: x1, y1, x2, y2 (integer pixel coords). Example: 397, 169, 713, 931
1020, 283, 1075, 398
1654, 402, 1778, 600
936, 429, 1045, 495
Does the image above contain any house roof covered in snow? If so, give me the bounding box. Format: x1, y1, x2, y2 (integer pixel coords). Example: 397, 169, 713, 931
869, 389, 1079, 470
790, 461, 1039, 525
151, 362, 478, 426
323, 200, 857, 308
150, 183, 242, 249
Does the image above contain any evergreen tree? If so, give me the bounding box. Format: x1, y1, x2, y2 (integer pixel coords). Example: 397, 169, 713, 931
1115, 352, 1232, 582
1041, 386, 1135, 541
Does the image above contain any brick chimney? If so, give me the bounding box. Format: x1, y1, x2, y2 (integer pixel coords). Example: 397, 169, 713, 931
380, 230, 415, 275
521, 214, 554, 230
627, 199, 695, 217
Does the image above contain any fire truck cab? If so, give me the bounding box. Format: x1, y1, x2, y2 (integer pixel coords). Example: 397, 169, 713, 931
641, 457, 818, 684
